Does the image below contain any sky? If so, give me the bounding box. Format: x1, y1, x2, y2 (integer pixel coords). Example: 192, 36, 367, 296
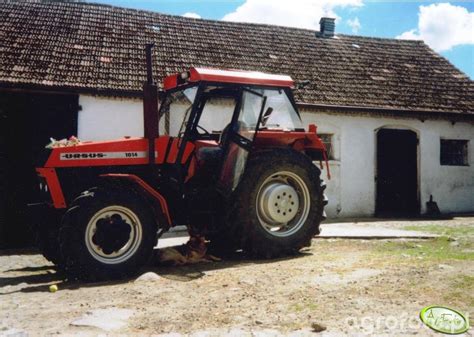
90, 0, 473, 79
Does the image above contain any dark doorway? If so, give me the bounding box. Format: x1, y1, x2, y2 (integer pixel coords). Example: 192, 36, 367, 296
0, 91, 78, 248
376, 128, 419, 216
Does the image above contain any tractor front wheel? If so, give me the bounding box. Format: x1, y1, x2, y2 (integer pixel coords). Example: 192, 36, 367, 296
59, 188, 157, 281
35, 223, 61, 265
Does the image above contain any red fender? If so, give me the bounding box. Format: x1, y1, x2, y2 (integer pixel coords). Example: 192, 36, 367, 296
36, 168, 66, 209
99, 173, 172, 227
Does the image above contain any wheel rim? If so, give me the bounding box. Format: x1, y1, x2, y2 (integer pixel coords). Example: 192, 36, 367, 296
85, 205, 143, 264
256, 171, 311, 237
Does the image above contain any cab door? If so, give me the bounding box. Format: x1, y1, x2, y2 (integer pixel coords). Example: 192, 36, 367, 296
218, 88, 266, 192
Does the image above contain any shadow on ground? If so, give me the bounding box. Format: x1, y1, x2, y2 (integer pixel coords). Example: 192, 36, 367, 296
0, 248, 311, 294
0, 248, 40, 257
152, 250, 310, 282
0, 266, 60, 290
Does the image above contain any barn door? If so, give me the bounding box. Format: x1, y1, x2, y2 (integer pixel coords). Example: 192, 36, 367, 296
0, 91, 78, 248
376, 128, 419, 216
0, 101, 6, 246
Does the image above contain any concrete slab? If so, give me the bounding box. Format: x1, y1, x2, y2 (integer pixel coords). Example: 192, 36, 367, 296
318, 223, 437, 239
156, 222, 437, 249
70, 308, 134, 331
157, 231, 190, 248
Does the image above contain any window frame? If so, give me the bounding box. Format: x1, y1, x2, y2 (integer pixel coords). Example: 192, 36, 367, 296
318, 133, 335, 160
440, 138, 469, 166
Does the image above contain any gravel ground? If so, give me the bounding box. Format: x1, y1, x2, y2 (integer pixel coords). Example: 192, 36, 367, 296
0, 217, 473, 337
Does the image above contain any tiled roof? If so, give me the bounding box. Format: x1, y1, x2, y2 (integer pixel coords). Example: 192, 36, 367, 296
0, 2, 473, 114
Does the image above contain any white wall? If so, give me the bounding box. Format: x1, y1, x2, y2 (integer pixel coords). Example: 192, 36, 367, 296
78, 95, 143, 141
419, 119, 474, 214
301, 110, 474, 217
166, 98, 236, 137
78, 95, 234, 141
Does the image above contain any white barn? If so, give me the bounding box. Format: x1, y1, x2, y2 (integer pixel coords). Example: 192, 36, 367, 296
1, 2, 473, 245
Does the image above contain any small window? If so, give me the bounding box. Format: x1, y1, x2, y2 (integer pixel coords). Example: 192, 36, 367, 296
319, 134, 334, 160
440, 139, 469, 166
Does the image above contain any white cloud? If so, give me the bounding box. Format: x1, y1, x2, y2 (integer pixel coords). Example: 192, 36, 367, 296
396, 29, 421, 41
396, 3, 474, 52
182, 12, 201, 19
347, 17, 361, 33
222, 0, 363, 30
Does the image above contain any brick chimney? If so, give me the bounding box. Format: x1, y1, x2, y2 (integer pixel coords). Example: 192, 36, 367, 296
319, 17, 335, 38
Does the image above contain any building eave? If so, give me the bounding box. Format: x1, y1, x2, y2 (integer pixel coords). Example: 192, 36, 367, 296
297, 102, 474, 122
2, 82, 472, 123
0, 82, 142, 98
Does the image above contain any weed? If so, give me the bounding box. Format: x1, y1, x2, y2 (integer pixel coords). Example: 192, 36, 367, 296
404, 224, 474, 237
443, 275, 474, 309
375, 237, 474, 261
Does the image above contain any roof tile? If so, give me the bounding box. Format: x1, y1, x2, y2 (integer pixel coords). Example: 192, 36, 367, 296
0, 2, 472, 114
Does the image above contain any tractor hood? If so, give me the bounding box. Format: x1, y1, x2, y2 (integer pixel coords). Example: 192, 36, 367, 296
41, 137, 149, 168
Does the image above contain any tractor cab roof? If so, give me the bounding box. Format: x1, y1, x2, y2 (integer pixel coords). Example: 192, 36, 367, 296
163, 67, 294, 91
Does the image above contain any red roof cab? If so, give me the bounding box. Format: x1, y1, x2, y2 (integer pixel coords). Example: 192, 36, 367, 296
163, 67, 294, 91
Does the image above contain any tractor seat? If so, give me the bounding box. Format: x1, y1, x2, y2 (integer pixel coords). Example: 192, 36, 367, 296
195, 146, 224, 173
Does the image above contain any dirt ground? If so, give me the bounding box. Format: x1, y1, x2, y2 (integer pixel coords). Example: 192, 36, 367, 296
1, 217, 473, 337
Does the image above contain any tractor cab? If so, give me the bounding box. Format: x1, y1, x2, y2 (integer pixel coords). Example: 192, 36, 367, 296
158, 68, 327, 193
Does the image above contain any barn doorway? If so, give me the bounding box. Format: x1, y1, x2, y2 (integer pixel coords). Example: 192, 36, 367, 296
0, 91, 78, 248
376, 128, 419, 216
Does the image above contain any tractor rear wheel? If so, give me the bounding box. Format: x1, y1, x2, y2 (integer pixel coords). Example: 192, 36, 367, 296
59, 187, 157, 281
232, 149, 327, 258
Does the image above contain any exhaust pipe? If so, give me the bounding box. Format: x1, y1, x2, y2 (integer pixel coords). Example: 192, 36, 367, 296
143, 43, 159, 164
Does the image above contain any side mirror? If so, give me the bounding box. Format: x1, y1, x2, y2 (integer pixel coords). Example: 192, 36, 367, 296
261, 107, 273, 126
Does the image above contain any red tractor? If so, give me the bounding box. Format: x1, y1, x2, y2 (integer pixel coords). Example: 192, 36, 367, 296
32, 45, 329, 281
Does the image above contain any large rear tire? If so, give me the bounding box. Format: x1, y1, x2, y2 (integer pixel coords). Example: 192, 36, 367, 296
59, 188, 157, 281
228, 149, 327, 258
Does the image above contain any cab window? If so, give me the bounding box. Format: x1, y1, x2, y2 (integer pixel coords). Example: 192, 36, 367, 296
260, 89, 303, 131
197, 97, 236, 137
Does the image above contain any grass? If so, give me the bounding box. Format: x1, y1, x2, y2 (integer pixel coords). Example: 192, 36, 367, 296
377, 237, 474, 261
403, 224, 474, 238
374, 224, 474, 262
443, 275, 474, 310
291, 302, 319, 313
